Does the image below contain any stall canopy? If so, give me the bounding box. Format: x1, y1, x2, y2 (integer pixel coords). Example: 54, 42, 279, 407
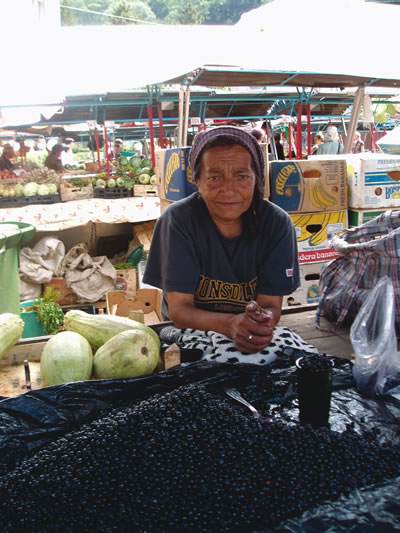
4, 0, 400, 111
159, 0, 400, 90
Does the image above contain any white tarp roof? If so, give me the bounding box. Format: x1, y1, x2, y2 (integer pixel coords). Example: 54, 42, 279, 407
2, 0, 400, 111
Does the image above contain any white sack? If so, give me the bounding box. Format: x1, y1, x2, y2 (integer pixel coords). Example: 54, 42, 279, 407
63, 243, 117, 303
19, 236, 65, 284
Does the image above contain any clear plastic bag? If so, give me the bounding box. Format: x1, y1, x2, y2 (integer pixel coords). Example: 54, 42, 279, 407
350, 276, 400, 397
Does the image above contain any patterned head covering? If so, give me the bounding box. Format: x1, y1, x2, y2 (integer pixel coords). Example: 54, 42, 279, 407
189, 126, 265, 185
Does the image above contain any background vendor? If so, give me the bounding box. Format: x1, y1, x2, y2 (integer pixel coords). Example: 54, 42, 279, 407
143, 126, 300, 354
0, 144, 16, 171
110, 138, 124, 160
45, 143, 66, 172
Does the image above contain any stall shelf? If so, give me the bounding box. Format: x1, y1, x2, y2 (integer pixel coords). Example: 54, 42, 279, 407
0, 197, 160, 231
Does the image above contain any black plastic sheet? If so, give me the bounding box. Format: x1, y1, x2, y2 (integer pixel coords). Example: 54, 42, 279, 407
0, 350, 399, 531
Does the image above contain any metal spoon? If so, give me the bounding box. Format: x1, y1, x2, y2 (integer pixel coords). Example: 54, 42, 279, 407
223, 387, 272, 423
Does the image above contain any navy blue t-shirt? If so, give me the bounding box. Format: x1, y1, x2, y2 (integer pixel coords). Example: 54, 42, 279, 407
143, 193, 300, 319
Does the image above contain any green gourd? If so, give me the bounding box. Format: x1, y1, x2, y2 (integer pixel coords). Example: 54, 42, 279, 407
63, 309, 160, 353
0, 313, 24, 360
40, 331, 93, 387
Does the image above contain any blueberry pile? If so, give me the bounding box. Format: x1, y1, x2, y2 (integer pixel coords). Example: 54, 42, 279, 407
297, 353, 333, 372
0, 383, 399, 532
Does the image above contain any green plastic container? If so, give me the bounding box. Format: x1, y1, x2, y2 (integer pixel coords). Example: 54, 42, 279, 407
0, 222, 36, 316
20, 300, 45, 339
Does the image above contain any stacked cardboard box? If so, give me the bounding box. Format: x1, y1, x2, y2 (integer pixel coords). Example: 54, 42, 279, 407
310, 153, 400, 226
270, 159, 348, 309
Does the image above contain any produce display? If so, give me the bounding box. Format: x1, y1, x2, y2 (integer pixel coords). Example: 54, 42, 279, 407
0, 313, 24, 359
95, 155, 157, 191
40, 331, 93, 387
0, 167, 59, 200
47, 310, 162, 381
0, 383, 399, 531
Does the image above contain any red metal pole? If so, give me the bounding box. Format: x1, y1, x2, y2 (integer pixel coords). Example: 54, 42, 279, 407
307, 104, 311, 156
288, 124, 292, 160
297, 101, 302, 159
94, 128, 102, 173
370, 123, 374, 152
103, 126, 110, 178
148, 105, 156, 169
157, 104, 165, 149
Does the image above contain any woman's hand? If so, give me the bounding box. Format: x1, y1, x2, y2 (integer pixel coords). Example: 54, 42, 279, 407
229, 300, 276, 354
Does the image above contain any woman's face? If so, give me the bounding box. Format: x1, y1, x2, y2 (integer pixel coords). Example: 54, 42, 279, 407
314, 136, 321, 145
196, 144, 256, 231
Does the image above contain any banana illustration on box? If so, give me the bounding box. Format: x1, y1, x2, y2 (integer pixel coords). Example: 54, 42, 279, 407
293, 211, 346, 247
310, 179, 337, 209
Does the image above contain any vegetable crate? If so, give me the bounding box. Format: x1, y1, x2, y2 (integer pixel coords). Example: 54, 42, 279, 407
94, 188, 133, 199
0, 194, 60, 207
0, 337, 47, 397
106, 289, 162, 325
133, 185, 157, 197
59, 179, 94, 202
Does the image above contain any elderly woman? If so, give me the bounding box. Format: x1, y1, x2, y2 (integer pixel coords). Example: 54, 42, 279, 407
316, 126, 344, 155
143, 126, 300, 355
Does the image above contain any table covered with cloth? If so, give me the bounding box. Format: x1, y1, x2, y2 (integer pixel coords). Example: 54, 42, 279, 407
0, 197, 160, 231
0, 346, 399, 532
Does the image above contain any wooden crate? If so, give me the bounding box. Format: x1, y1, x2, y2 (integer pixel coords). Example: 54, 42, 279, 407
132, 220, 155, 254
133, 184, 158, 197
59, 180, 93, 202
43, 277, 79, 306
106, 289, 162, 324
0, 337, 48, 397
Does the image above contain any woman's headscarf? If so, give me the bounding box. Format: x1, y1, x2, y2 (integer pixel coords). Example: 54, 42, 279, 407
189, 126, 265, 186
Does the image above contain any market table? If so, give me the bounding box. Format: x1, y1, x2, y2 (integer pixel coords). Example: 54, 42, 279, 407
0, 197, 161, 231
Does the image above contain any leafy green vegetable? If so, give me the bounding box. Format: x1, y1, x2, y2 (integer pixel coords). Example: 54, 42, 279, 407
32, 287, 64, 336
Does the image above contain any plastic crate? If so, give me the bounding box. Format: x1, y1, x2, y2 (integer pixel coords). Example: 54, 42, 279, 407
0, 194, 60, 208
61, 304, 96, 315
94, 187, 132, 199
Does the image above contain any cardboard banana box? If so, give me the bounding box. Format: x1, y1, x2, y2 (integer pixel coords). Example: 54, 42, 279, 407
283, 261, 327, 309
155, 148, 196, 202
291, 210, 347, 264
270, 160, 347, 214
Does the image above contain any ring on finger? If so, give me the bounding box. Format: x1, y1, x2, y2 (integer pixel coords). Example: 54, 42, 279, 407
248, 334, 253, 342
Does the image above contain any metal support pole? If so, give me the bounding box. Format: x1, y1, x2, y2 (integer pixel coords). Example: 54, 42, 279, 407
183, 86, 191, 147
103, 126, 110, 178
297, 101, 302, 159
157, 104, 165, 149
94, 128, 101, 172
147, 105, 156, 169
307, 104, 311, 156
370, 123, 375, 152
288, 124, 292, 160
177, 85, 185, 147
344, 87, 364, 153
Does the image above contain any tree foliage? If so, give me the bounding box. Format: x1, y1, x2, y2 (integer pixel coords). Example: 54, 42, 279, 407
106, 0, 157, 24
61, 0, 272, 26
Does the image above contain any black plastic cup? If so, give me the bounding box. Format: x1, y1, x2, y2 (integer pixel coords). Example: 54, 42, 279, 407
296, 357, 334, 427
